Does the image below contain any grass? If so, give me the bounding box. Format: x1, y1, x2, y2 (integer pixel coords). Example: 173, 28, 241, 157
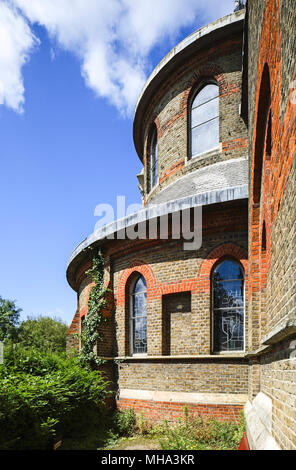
59, 407, 245, 451
104, 435, 161, 450
156, 414, 245, 450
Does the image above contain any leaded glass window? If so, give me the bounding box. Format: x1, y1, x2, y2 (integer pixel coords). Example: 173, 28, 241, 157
149, 127, 158, 192
190, 83, 219, 158
212, 259, 244, 352
130, 275, 147, 355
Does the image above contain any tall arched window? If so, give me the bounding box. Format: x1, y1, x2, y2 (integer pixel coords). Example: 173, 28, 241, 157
190, 83, 219, 158
130, 275, 147, 355
148, 127, 158, 192
212, 259, 244, 352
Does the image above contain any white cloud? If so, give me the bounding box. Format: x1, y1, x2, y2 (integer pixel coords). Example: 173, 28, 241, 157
1, 0, 235, 115
0, 1, 38, 113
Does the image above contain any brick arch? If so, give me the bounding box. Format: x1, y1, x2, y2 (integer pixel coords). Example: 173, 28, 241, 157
181, 62, 227, 111
79, 278, 113, 320
252, 62, 271, 206
183, 63, 230, 160
143, 116, 161, 155
197, 243, 248, 292
151, 63, 228, 140
116, 260, 156, 306
79, 282, 94, 318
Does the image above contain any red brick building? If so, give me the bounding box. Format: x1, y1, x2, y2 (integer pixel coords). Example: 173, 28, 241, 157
66, 1, 296, 450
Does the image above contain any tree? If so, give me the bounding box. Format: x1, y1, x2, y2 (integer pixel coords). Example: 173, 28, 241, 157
0, 296, 21, 342
17, 316, 68, 352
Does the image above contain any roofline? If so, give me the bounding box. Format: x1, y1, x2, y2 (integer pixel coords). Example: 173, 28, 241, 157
133, 10, 245, 160
66, 184, 248, 290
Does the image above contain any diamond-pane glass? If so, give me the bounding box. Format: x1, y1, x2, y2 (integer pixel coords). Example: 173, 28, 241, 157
213, 260, 244, 352
131, 275, 147, 354
213, 308, 244, 352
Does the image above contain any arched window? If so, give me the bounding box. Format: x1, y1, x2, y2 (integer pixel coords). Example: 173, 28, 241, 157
148, 126, 158, 192
212, 259, 244, 352
190, 83, 219, 158
130, 275, 147, 355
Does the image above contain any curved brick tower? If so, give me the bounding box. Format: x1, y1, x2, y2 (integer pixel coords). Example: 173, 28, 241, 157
66, 2, 296, 450
66, 9, 250, 423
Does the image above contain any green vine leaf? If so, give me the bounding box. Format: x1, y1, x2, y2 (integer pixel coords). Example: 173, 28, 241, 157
79, 250, 110, 370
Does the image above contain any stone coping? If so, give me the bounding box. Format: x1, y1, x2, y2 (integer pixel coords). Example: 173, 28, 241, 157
102, 354, 247, 361
148, 157, 248, 205
133, 10, 245, 159
118, 389, 248, 406
66, 184, 248, 290
245, 345, 271, 358
262, 315, 296, 345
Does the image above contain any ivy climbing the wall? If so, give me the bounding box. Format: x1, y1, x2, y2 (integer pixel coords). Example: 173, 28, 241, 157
79, 249, 109, 370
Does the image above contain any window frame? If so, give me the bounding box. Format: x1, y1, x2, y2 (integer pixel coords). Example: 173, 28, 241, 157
211, 258, 245, 354
129, 274, 148, 357
188, 81, 220, 160
147, 126, 158, 194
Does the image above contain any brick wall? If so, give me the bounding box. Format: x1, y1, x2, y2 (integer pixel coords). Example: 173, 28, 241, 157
112, 204, 248, 358
117, 359, 248, 395
65, 1, 295, 444
162, 292, 192, 355
140, 31, 248, 204
117, 398, 244, 424
247, 0, 296, 449
66, 200, 249, 423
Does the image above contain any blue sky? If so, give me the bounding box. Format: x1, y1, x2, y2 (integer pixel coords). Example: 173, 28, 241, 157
0, 0, 235, 325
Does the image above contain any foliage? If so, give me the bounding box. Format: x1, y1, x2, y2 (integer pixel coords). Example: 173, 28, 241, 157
4, 343, 71, 375
158, 408, 245, 450
112, 409, 137, 437
17, 316, 68, 353
0, 345, 110, 450
100, 408, 245, 451
0, 296, 21, 342
60, 409, 139, 450
79, 249, 110, 370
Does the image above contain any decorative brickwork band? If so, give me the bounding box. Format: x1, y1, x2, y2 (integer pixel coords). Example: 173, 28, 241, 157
116, 259, 157, 306
197, 243, 248, 293
116, 244, 248, 306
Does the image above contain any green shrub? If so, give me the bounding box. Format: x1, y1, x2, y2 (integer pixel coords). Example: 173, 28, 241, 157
158, 409, 245, 450
138, 410, 149, 435
112, 409, 137, 437
0, 346, 110, 450
3, 343, 71, 375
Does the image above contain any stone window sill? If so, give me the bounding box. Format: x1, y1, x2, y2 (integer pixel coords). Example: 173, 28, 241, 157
185, 144, 222, 168
111, 353, 246, 361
